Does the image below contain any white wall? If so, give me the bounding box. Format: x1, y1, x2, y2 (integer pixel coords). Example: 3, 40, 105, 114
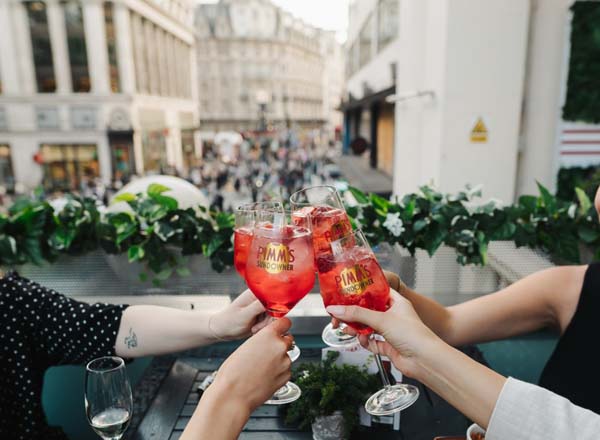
515, 0, 575, 197
393, 0, 530, 203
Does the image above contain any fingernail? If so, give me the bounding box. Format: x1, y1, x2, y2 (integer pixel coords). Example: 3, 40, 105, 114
326, 306, 345, 316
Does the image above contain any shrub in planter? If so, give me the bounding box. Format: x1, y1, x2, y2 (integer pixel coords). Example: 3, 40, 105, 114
285, 352, 380, 437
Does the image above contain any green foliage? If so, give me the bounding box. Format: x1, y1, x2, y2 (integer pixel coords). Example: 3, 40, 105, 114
556, 166, 600, 201
1, 186, 235, 282
348, 182, 600, 265
97, 186, 234, 282
285, 352, 380, 435
2, 181, 600, 280
563, 2, 600, 123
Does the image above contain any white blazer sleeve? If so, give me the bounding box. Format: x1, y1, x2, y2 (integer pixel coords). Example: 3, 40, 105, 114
486, 377, 600, 440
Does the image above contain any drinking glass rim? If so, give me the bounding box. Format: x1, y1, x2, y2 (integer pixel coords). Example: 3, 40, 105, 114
86, 356, 125, 374
290, 185, 339, 205
236, 201, 283, 212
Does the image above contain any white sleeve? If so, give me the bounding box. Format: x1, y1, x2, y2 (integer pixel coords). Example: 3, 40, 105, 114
486, 377, 600, 440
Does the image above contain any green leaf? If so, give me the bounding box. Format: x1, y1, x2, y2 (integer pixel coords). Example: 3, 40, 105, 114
139, 272, 148, 282
150, 194, 178, 210
369, 193, 390, 213
128, 245, 145, 262
113, 192, 136, 203
155, 267, 173, 280
578, 225, 600, 243
176, 266, 191, 277
0, 235, 17, 259
348, 186, 369, 204
147, 183, 171, 197
413, 219, 428, 232
575, 187, 592, 215
536, 181, 557, 212
205, 236, 225, 257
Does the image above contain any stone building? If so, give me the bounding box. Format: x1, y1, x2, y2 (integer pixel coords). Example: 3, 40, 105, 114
0, 0, 199, 191
195, 0, 344, 136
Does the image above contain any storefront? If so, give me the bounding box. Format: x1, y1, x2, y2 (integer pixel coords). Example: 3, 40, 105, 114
108, 131, 135, 183
40, 143, 98, 191
0, 144, 15, 192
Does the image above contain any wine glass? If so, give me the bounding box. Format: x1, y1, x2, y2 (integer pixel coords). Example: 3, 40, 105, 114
85, 356, 133, 440
290, 185, 357, 347
244, 209, 315, 404
234, 202, 283, 279
317, 229, 420, 415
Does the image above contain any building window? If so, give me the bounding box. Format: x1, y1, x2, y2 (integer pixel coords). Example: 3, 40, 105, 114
359, 13, 373, 69
104, 1, 120, 92
26, 1, 56, 93
63, 1, 90, 92
40, 144, 99, 191
0, 145, 15, 193
377, 0, 398, 52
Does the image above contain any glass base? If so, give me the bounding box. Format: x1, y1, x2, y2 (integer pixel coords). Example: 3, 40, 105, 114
321, 323, 358, 348
264, 381, 302, 405
288, 344, 300, 362
365, 384, 419, 416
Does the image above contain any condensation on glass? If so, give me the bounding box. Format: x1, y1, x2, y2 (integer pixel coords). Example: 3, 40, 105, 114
104, 1, 120, 93
63, 0, 90, 92
26, 1, 56, 93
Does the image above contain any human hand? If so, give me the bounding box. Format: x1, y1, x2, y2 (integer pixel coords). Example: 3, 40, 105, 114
209, 289, 272, 340
204, 318, 293, 413
326, 289, 438, 378
330, 270, 403, 330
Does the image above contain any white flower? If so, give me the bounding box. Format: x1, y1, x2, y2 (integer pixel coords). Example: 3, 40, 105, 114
383, 212, 405, 237
568, 203, 577, 219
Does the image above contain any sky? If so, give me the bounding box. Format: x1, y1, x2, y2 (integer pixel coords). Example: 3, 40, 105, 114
197, 0, 350, 43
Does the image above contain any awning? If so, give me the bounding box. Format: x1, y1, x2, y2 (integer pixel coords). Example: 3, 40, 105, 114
339, 85, 396, 112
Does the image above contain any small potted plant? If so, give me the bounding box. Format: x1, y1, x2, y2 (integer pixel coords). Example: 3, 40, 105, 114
285, 352, 380, 440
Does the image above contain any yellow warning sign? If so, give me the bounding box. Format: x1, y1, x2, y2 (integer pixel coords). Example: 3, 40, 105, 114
470, 117, 488, 143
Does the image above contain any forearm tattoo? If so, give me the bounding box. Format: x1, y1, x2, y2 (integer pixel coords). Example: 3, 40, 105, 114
124, 327, 138, 349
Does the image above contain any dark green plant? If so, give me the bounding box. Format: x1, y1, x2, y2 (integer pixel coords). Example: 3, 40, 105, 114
563, 1, 600, 123
285, 352, 380, 435
348, 182, 600, 265
97, 183, 234, 284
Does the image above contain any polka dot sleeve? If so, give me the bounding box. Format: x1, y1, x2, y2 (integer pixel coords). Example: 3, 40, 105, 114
1, 272, 128, 366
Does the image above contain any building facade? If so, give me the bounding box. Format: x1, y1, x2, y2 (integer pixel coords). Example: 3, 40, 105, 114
195, 0, 344, 136
343, 0, 581, 203
0, 0, 198, 192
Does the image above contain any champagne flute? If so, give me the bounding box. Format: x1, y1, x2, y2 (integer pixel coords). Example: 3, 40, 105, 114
317, 230, 420, 415
244, 209, 316, 404
290, 185, 357, 347
85, 356, 133, 440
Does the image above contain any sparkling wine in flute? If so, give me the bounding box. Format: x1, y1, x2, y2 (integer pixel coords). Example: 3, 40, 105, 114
90, 408, 131, 440
85, 356, 133, 440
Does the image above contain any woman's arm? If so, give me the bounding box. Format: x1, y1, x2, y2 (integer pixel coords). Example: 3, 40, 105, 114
385, 266, 586, 346
115, 289, 267, 358
327, 291, 600, 439
181, 318, 293, 440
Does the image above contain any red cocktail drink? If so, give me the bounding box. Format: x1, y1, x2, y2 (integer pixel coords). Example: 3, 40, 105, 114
233, 227, 253, 278
317, 247, 389, 334
292, 205, 352, 257
246, 224, 315, 318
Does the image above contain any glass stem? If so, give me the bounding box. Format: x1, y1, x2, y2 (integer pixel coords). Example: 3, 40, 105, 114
369, 334, 392, 388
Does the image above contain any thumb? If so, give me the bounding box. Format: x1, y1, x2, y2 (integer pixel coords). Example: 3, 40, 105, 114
326, 305, 382, 331
243, 299, 266, 319
269, 317, 292, 335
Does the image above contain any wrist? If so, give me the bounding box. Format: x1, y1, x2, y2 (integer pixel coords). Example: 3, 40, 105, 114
203, 380, 252, 420
409, 329, 449, 382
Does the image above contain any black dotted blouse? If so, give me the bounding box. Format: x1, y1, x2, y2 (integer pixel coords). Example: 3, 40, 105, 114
0, 272, 128, 440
